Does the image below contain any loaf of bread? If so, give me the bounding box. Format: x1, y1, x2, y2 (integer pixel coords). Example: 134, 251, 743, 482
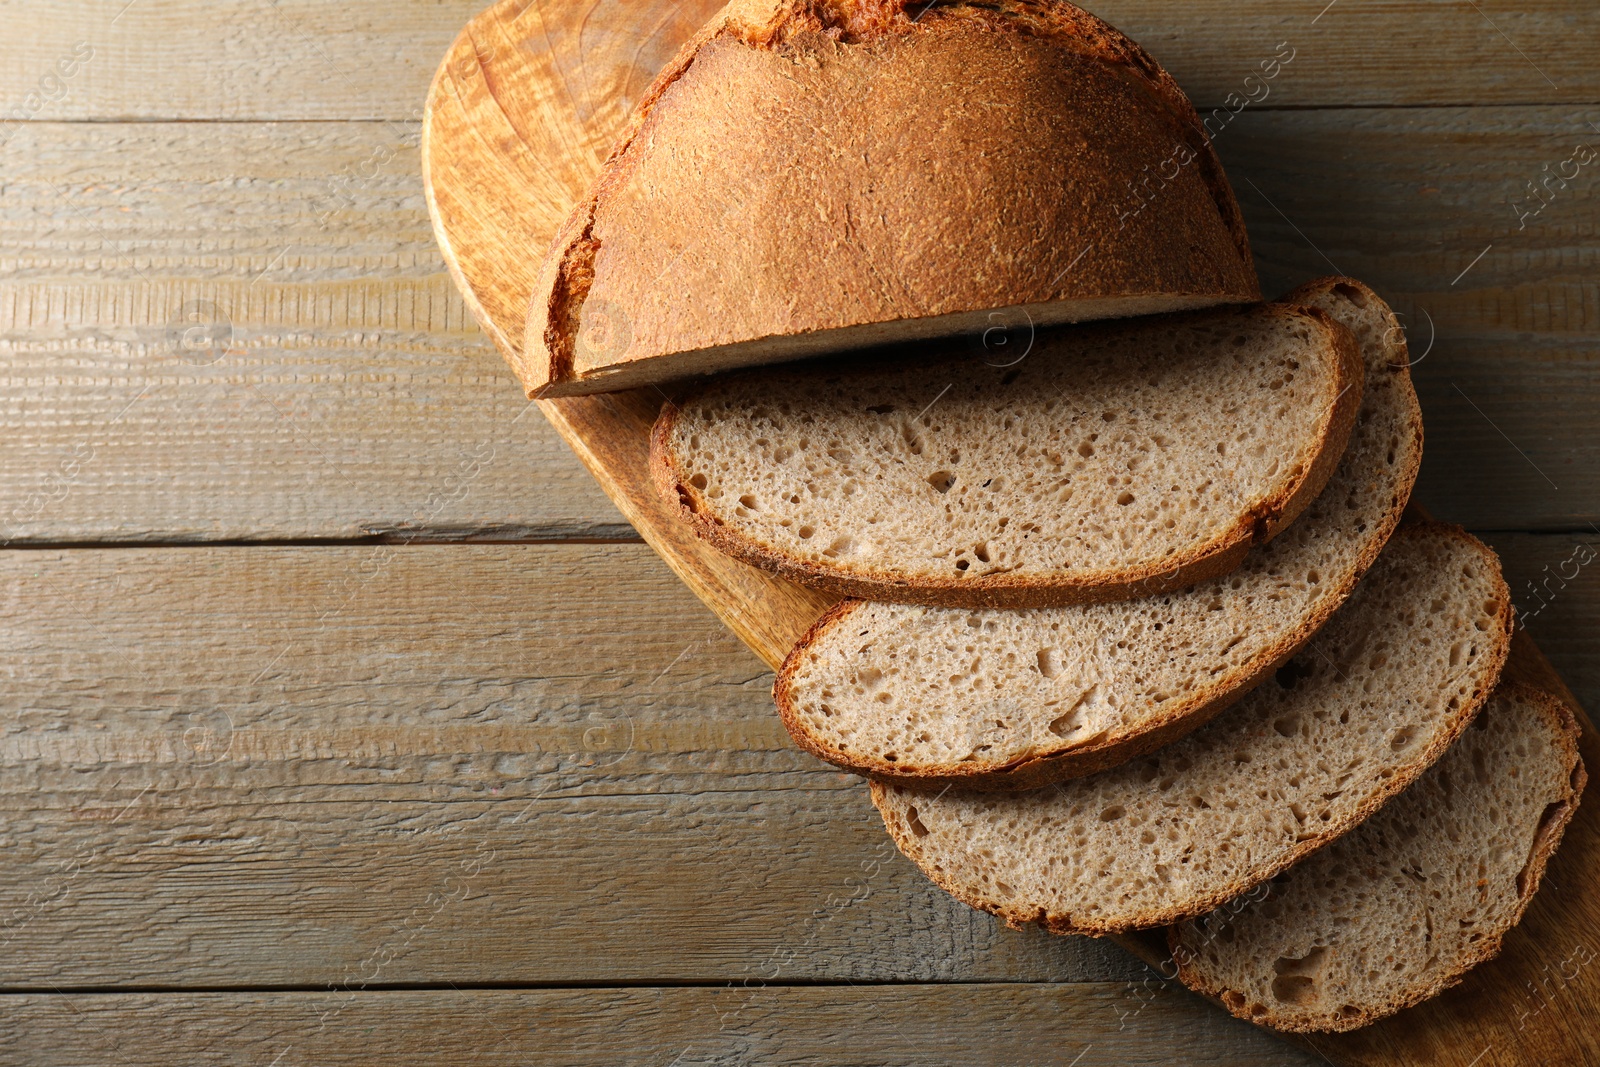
654, 304, 1362, 609
1171, 683, 1585, 1032
872, 523, 1513, 934
522, 0, 1261, 397
775, 278, 1417, 786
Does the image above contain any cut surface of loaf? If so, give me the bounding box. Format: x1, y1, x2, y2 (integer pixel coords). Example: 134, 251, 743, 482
872, 523, 1514, 934
522, 0, 1260, 397
655, 304, 1362, 609
1171, 683, 1585, 1032
776, 277, 1416, 783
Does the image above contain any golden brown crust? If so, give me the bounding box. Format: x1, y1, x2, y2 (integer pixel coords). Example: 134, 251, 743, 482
770, 598, 878, 768
1167, 682, 1586, 1033
520, 13, 728, 395
721, 0, 1247, 271
867, 523, 1517, 934
655, 303, 1361, 611
1254, 306, 1364, 542
669, 497, 1254, 609
524, 0, 1260, 397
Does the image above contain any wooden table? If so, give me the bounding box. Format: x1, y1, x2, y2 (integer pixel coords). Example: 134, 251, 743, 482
0, 2, 1595, 1063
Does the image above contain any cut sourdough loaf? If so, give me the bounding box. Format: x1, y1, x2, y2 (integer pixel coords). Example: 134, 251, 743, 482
872, 522, 1515, 935
654, 303, 1363, 609
1171, 683, 1585, 1033
522, 0, 1260, 397
775, 277, 1416, 785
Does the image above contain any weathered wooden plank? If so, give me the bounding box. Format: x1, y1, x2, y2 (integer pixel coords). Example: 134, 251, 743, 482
0, 0, 484, 122
0, 986, 1318, 1067
0, 542, 1135, 987
1, 0, 1595, 123
1414, 340, 1599, 533
1487, 530, 1600, 710
6, 788, 1140, 988
1217, 106, 1600, 532
2, 110, 1596, 541
1225, 106, 1600, 333
0, 119, 627, 542
1097, 0, 1600, 109
0, 535, 1588, 992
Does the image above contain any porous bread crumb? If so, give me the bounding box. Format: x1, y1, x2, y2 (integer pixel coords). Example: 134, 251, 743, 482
1171, 684, 1584, 1032
660, 304, 1360, 608
777, 278, 1418, 785
871, 523, 1514, 935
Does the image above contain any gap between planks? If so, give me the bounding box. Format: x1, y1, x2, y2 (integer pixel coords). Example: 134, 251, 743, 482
0, 112, 1596, 540
0, 984, 1316, 1067
2, 0, 1598, 119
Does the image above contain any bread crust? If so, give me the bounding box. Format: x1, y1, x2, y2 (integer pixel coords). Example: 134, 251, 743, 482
768, 278, 1420, 788
867, 522, 1517, 935
1167, 681, 1587, 1033
654, 303, 1363, 611
524, 0, 1261, 397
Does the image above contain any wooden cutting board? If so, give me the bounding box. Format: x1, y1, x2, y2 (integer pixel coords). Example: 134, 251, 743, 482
420, 3, 1600, 1062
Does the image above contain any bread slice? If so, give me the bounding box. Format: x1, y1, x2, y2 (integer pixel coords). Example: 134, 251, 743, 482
521, 0, 1260, 398
871, 523, 1514, 935
775, 278, 1416, 785
1171, 683, 1585, 1033
653, 304, 1362, 609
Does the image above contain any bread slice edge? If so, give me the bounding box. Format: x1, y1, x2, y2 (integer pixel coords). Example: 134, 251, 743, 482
656, 304, 1363, 609
866, 523, 1516, 935
770, 277, 1418, 787
1166, 681, 1587, 1033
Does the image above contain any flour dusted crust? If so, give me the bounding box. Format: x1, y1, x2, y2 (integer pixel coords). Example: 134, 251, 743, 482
522, 0, 1261, 397
1170, 683, 1584, 1032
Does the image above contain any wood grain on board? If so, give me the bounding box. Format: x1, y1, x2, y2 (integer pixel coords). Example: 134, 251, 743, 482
0, 542, 1133, 988
0, 987, 1301, 1067
0, 536, 1588, 1002
0, 0, 1592, 1063
419, 2, 1600, 1064
0, 535, 1589, 995
4, 0, 1599, 122
0, 110, 1592, 538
